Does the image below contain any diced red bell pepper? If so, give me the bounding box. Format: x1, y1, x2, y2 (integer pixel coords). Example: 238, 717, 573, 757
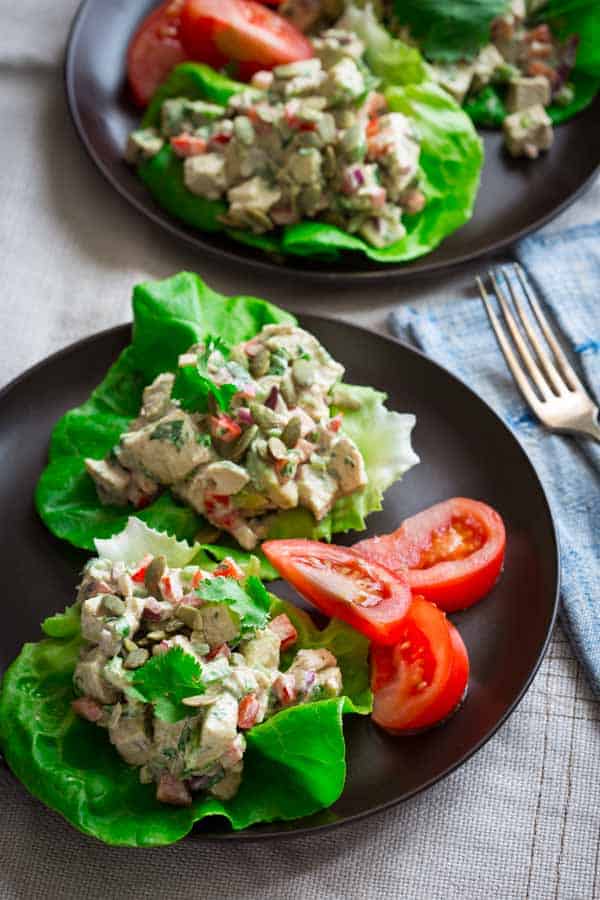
238, 693, 261, 729
131, 555, 153, 582
214, 557, 245, 579
268, 613, 298, 650
170, 134, 207, 157
210, 414, 242, 443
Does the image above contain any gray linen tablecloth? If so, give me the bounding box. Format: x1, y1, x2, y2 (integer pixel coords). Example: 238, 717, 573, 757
1, 4, 599, 898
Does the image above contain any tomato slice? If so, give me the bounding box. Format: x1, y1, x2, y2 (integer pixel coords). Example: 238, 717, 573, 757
261, 539, 412, 644
355, 498, 506, 613
180, 0, 313, 71
127, 0, 189, 107
371, 596, 469, 733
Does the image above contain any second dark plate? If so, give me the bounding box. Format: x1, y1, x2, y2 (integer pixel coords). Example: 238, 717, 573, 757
0, 314, 558, 840
65, 0, 600, 282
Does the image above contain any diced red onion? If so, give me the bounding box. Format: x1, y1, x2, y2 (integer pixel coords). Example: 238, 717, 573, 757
265, 386, 279, 409
237, 407, 253, 425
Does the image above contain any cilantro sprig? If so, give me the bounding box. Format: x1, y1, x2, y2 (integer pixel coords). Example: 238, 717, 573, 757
196, 575, 271, 635
127, 647, 205, 723
173, 335, 238, 414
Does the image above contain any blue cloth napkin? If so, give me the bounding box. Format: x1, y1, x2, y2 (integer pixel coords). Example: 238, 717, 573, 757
389, 222, 600, 695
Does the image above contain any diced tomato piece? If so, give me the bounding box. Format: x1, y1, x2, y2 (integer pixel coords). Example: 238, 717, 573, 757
190, 569, 205, 589
269, 613, 298, 650
354, 498, 506, 613
238, 693, 261, 729
273, 672, 297, 705
329, 414, 343, 432
262, 540, 412, 644
131, 555, 153, 582
210, 414, 242, 443
366, 117, 380, 137
371, 596, 469, 733
127, 0, 189, 107
206, 642, 232, 660
160, 573, 183, 604
213, 557, 245, 579
170, 134, 207, 157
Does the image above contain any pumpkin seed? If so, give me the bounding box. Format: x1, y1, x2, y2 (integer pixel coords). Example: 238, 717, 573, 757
280, 369, 296, 406
194, 525, 222, 544
178, 605, 202, 629
123, 638, 137, 654
137, 637, 149, 647
292, 358, 315, 387
164, 618, 184, 633
281, 416, 302, 448
146, 629, 166, 642
182, 693, 217, 708
250, 402, 280, 431
102, 594, 126, 616
229, 424, 259, 461
124, 648, 149, 669
268, 437, 288, 460
249, 348, 270, 378
144, 555, 166, 595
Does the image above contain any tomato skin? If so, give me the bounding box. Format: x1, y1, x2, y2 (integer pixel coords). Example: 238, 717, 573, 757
355, 498, 506, 613
181, 0, 313, 71
371, 597, 469, 733
127, 0, 189, 107
261, 539, 413, 644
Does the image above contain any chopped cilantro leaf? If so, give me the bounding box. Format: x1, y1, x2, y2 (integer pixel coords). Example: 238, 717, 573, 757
196, 575, 270, 634
128, 647, 205, 723
173, 335, 237, 414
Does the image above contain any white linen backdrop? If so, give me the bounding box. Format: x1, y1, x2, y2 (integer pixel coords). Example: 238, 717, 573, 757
0, 3, 598, 897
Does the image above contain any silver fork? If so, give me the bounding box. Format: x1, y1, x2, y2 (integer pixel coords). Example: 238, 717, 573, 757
477, 263, 600, 441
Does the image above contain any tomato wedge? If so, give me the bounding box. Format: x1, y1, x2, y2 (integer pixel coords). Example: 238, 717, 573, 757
180, 0, 313, 72
127, 0, 189, 107
261, 540, 412, 644
371, 596, 469, 733
355, 498, 506, 613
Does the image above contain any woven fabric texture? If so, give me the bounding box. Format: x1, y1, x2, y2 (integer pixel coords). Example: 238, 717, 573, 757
0, 2, 599, 898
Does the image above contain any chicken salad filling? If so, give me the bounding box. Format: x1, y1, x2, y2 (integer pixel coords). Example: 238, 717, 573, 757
85, 323, 368, 550
72, 551, 342, 807
126, 28, 425, 248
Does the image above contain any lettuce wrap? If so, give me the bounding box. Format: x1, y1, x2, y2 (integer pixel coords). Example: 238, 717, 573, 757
135, 28, 483, 264
392, 0, 600, 126
35, 272, 418, 562
0, 522, 371, 846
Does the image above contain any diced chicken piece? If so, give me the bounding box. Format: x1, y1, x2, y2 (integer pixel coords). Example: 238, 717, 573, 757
230, 520, 260, 551
125, 128, 164, 165
140, 373, 175, 422
172, 468, 209, 515
108, 708, 153, 765
80, 595, 108, 644
199, 604, 240, 648
143, 597, 175, 622
184, 153, 227, 199
328, 435, 367, 494
272, 58, 326, 97
103, 655, 134, 693
506, 76, 551, 113
224, 663, 260, 700
312, 28, 365, 68
209, 761, 243, 800
430, 62, 475, 104
324, 58, 365, 105
472, 44, 505, 92
85, 458, 131, 506
153, 716, 191, 776
242, 628, 281, 670
360, 205, 406, 249
203, 461, 250, 495
287, 148, 322, 185
224, 176, 282, 232
118, 411, 209, 484
289, 648, 337, 672
72, 696, 105, 723
127, 469, 159, 507
297, 464, 339, 520
266, 476, 299, 510
156, 774, 192, 807
371, 114, 420, 196
220, 735, 246, 770
186, 693, 239, 772
503, 104, 553, 158
74, 647, 119, 704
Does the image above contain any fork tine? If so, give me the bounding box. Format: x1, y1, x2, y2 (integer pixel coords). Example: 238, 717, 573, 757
501, 265, 566, 396
476, 277, 542, 415
489, 271, 553, 401
514, 263, 584, 393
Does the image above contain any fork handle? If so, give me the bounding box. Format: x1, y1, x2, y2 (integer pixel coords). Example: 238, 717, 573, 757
572, 412, 600, 442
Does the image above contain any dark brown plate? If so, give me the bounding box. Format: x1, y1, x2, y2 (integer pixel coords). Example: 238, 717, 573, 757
0, 315, 559, 840
64, 0, 600, 283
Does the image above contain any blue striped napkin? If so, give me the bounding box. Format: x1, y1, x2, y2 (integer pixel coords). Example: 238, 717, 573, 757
389, 222, 600, 694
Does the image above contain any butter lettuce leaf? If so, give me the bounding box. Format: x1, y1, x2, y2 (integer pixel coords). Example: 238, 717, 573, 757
35, 273, 418, 559
137, 54, 482, 264
0, 594, 370, 846
391, 0, 508, 63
